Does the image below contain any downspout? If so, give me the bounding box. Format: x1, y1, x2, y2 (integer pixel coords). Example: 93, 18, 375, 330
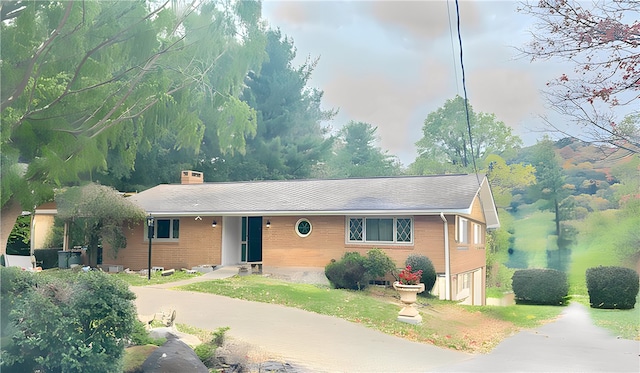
440, 212, 451, 300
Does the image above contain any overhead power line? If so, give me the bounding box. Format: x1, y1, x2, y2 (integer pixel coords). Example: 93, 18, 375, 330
454, 0, 480, 183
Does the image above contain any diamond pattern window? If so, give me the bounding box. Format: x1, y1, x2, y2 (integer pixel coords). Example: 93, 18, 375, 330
347, 217, 412, 244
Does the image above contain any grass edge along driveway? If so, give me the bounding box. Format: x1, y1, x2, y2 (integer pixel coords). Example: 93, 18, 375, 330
176, 275, 564, 354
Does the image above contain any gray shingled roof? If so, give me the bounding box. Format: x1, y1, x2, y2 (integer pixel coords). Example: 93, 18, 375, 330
130, 174, 499, 228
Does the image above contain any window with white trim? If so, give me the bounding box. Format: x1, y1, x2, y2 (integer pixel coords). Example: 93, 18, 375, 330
295, 218, 312, 237
457, 217, 469, 244
347, 217, 412, 244
147, 218, 180, 240
473, 223, 483, 245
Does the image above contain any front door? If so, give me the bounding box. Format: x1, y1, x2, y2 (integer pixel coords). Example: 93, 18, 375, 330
247, 217, 263, 262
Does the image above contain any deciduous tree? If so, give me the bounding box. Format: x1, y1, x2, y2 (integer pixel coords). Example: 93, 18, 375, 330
519, 0, 639, 154
55, 183, 145, 265
485, 154, 536, 209
412, 96, 522, 174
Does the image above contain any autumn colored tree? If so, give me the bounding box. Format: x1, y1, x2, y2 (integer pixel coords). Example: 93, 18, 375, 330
520, 0, 639, 154
484, 154, 536, 209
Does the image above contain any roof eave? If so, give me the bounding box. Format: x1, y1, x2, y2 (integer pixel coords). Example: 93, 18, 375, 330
142, 208, 473, 217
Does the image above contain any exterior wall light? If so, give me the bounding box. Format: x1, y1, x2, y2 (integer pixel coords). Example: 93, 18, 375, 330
212, 220, 217, 228
265, 220, 271, 228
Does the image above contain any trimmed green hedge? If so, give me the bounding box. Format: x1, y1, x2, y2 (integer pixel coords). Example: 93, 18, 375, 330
586, 266, 639, 309
512, 268, 568, 305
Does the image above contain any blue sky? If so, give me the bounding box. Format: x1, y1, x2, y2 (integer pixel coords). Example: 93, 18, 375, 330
261, 0, 568, 165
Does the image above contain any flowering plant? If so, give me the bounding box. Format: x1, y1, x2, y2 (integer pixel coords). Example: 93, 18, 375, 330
398, 265, 423, 285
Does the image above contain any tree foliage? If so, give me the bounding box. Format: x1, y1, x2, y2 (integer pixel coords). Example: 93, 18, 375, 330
0, 268, 137, 373
519, 0, 640, 154
485, 154, 536, 208
1, 0, 267, 249
208, 29, 336, 181
324, 121, 402, 178
55, 183, 145, 262
528, 137, 570, 236
412, 96, 522, 174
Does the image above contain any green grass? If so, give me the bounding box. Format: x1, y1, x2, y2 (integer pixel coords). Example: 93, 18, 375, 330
511, 206, 555, 268
468, 304, 563, 329
41, 267, 203, 286
571, 295, 640, 340
123, 345, 158, 373
178, 275, 563, 352
180, 276, 400, 326
113, 270, 202, 286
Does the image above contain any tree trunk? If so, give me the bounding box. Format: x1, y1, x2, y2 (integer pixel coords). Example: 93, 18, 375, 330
554, 199, 560, 236
1, 198, 23, 256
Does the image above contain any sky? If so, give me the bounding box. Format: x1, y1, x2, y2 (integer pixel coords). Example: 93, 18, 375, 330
261, 0, 569, 165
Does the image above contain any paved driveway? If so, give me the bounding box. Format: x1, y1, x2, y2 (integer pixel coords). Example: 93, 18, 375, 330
438, 302, 639, 372
133, 268, 639, 372
133, 286, 470, 372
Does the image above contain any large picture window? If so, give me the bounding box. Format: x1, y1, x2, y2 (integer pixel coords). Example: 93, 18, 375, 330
147, 218, 179, 240
348, 217, 412, 244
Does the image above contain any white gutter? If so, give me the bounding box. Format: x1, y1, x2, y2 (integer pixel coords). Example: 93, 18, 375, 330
141, 208, 471, 218
440, 212, 451, 300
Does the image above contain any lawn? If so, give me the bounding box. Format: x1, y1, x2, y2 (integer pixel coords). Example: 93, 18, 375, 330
510, 204, 555, 269
41, 267, 202, 286
178, 275, 564, 353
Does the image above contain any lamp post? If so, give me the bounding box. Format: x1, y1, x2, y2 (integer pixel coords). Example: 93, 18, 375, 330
146, 214, 154, 280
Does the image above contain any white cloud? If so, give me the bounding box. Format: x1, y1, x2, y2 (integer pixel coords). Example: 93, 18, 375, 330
263, 0, 569, 165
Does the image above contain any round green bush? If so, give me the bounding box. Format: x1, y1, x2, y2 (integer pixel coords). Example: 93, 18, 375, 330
586, 266, 639, 309
405, 254, 437, 294
325, 252, 368, 290
364, 248, 396, 279
512, 268, 568, 305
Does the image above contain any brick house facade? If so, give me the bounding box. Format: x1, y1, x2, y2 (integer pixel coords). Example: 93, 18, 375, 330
110, 171, 499, 305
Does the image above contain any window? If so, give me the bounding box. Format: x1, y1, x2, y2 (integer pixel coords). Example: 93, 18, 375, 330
457, 217, 469, 244
295, 218, 312, 237
148, 219, 179, 240
347, 217, 413, 244
473, 223, 483, 245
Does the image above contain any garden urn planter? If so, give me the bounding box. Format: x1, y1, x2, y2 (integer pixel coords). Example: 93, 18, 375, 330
393, 282, 425, 320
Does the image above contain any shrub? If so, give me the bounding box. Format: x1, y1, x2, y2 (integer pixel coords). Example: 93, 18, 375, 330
0, 267, 137, 372
405, 254, 437, 294
586, 266, 639, 309
195, 327, 230, 368
364, 248, 396, 279
512, 268, 568, 305
325, 252, 368, 290
129, 320, 166, 347
194, 343, 216, 367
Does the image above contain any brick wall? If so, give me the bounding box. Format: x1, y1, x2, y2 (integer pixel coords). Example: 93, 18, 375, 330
109, 217, 221, 270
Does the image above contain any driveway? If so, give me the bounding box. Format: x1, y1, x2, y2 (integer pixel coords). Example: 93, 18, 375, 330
437, 302, 639, 372
132, 268, 640, 372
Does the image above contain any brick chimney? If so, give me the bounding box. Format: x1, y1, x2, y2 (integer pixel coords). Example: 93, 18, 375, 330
181, 170, 204, 184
